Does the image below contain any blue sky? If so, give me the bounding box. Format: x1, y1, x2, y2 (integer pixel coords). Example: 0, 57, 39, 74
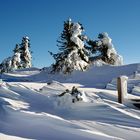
0, 0, 140, 68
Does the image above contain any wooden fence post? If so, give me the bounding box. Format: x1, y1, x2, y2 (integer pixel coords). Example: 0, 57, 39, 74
117, 77, 122, 103
117, 76, 128, 104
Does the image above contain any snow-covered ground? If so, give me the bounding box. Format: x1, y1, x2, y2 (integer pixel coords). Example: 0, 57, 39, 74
0, 63, 140, 140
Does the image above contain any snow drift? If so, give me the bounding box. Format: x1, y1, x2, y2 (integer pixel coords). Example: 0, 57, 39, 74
0, 63, 140, 140
3, 63, 140, 88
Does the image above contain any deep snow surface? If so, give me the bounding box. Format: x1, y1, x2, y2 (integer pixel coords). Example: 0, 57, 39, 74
0, 64, 140, 140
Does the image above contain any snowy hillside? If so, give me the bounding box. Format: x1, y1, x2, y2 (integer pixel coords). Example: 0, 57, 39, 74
0, 63, 140, 140
3, 63, 140, 88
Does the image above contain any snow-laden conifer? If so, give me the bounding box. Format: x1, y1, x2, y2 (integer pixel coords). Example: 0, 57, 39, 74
20, 36, 32, 68
50, 18, 89, 74
87, 32, 123, 65
0, 36, 32, 73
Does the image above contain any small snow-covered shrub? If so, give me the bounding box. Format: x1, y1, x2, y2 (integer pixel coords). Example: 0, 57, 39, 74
58, 86, 84, 103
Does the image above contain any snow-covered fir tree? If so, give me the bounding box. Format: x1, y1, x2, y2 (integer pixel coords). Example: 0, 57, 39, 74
0, 44, 21, 73
0, 36, 32, 73
0, 57, 12, 73
20, 36, 32, 68
87, 32, 123, 66
50, 18, 89, 74
11, 44, 21, 70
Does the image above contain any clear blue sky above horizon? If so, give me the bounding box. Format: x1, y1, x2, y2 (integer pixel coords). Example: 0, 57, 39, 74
0, 0, 140, 68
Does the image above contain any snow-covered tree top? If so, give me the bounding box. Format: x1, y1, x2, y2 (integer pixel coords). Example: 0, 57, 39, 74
72, 23, 83, 32
71, 22, 84, 49
98, 32, 123, 65
68, 18, 72, 23
24, 36, 29, 40
98, 32, 112, 45
98, 32, 109, 39
22, 36, 30, 43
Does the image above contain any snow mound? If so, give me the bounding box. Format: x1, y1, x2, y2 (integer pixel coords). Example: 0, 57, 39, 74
40, 82, 90, 108
40, 81, 66, 95
0, 77, 140, 139
55, 88, 89, 108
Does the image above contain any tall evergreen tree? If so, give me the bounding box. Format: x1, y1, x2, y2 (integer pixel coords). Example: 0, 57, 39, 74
0, 36, 32, 73
57, 18, 74, 51
20, 36, 32, 68
50, 18, 89, 74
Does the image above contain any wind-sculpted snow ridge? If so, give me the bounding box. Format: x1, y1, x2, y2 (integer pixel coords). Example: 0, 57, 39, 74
0, 80, 140, 140
2, 63, 140, 88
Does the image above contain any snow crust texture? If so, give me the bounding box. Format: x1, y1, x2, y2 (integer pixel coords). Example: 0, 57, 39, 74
0, 63, 140, 140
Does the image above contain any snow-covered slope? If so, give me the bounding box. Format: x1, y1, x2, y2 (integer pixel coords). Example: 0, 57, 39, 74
0, 63, 140, 140
3, 63, 140, 88
0, 81, 140, 140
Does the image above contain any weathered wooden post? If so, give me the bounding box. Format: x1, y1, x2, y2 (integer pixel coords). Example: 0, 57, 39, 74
117, 77, 122, 103
117, 76, 128, 103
